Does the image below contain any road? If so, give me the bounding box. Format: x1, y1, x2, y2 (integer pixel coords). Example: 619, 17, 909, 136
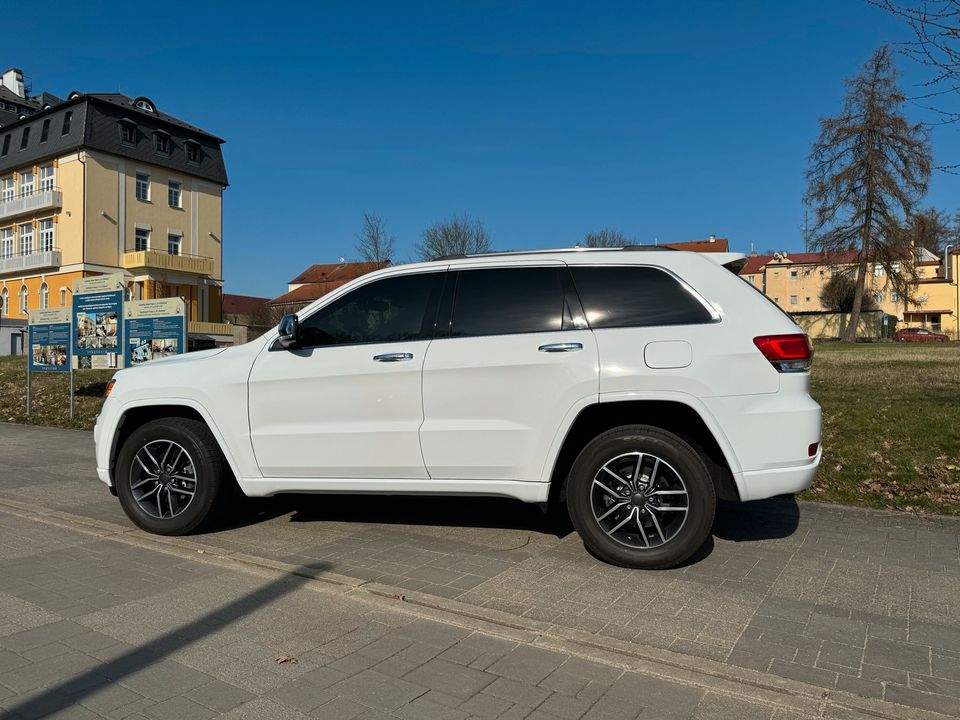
0, 422, 958, 719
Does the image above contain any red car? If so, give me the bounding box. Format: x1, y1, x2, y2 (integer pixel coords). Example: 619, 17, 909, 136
894, 327, 949, 343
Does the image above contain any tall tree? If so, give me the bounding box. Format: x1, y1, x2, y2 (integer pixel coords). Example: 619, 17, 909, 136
417, 214, 491, 261
354, 212, 395, 264
805, 45, 932, 341
583, 228, 629, 248
819, 273, 880, 313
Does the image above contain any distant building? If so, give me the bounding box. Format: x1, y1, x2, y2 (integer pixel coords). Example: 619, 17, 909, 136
223, 293, 272, 340
662, 236, 729, 253
268, 261, 390, 314
0, 67, 231, 353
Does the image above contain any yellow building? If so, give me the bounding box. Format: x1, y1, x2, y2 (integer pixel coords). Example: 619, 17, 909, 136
0, 68, 229, 349
740, 249, 959, 339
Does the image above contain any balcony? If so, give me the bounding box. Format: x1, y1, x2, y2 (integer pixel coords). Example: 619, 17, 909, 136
122, 249, 214, 276
0, 248, 62, 276
0, 188, 63, 222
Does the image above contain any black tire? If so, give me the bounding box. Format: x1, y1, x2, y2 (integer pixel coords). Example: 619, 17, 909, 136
566, 425, 715, 569
115, 417, 228, 535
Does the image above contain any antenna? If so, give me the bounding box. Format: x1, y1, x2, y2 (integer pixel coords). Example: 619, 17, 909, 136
801, 210, 812, 253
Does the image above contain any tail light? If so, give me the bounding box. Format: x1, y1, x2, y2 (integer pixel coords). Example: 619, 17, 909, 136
753, 334, 813, 373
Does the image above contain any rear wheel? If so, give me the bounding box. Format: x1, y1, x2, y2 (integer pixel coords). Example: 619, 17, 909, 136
115, 417, 228, 535
566, 425, 715, 569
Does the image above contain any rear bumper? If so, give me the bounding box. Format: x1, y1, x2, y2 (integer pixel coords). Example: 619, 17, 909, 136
738, 447, 821, 501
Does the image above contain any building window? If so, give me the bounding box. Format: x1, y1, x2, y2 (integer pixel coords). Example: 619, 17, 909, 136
185, 141, 201, 163
874, 265, 883, 277
40, 119, 50, 143
135, 173, 150, 201
39, 165, 55, 192
0, 177, 13, 202
135, 227, 150, 252
19, 127, 30, 150
790, 295, 798, 305
892, 291, 899, 303
0, 134, 9, 157
38, 219, 55, 252
60, 287, 66, 306
153, 132, 170, 155
39, 282, 48, 310
167, 233, 181, 255
119, 122, 137, 145
0, 227, 12, 258
18, 223, 33, 255
790, 270, 798, 280
168, 180, 181, 208
61, 111, 72, 135
19, 285, 27, 314
892, 262, 901, 273
873, 291, 884, 304
20, 170, 35, 197
0, 287, 7, 316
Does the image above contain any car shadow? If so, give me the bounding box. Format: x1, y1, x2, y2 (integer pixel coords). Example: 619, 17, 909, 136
712, 496, 801, 542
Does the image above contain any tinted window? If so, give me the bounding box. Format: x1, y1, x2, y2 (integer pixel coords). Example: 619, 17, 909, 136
452, 267, 565, 337
298, 272, 440, 347
570, 266, 713, 328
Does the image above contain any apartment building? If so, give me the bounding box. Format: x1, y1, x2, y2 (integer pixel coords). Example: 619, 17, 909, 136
0, 68, 229, 350
740, 248, 959, 338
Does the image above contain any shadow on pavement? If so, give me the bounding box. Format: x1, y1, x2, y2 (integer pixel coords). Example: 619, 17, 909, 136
712, 496, 801, 542
3, 562, 329, 720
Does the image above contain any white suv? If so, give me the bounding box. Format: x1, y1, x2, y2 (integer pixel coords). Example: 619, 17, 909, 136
94, 248, 821, 569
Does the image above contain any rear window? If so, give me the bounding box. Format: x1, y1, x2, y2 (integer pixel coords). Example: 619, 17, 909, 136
570, 266, 713, 328
451, 267, 565, 337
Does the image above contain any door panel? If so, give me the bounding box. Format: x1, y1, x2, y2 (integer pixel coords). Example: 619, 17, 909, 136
420, 330, 598, 481
248, 341, 430, 478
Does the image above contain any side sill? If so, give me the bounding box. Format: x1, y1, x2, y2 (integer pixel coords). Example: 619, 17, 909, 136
236, 478, 551, 503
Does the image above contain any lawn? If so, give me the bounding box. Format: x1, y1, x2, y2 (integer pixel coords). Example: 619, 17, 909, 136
1, 343, 959, 514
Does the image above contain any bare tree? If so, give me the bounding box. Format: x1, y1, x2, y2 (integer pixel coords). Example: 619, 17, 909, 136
355, 212, 395, 264
819, 273, 880, 313
805, 45, 932, 341
417, 214, 491, 261
904, 206, 956, 255
583, 228, 630, 248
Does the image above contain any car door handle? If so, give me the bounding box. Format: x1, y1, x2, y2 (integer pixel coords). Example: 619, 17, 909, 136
538, 343, 583, 353
373, 352, 414, 362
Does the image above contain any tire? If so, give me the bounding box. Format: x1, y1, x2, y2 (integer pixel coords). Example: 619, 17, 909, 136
115, 417, 228, 535
566, 425, 716, 569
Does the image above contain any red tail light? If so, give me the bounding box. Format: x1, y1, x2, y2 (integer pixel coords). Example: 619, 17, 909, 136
753, 334, 813, 373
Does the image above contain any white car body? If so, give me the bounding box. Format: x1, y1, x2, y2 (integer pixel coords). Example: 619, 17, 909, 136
94, 249, 822, 507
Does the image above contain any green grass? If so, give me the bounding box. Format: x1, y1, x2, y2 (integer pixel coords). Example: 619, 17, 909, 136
804, 341, 960, 515
2, 342, 959, 515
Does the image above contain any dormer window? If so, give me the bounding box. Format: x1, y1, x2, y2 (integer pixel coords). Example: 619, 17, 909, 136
40, 119, 50, 143
61, 111, 72, 135
153, 131, 170, 155
119, 120, 137, 145
133, 97, 156, 113
19, 127, 30, 150
185, 140, 201, 164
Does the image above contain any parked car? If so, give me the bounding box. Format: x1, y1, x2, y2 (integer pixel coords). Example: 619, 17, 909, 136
894, 327, 949, 343
94, 248, 821, 569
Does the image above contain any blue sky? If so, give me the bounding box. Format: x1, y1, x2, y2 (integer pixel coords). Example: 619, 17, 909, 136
17, 0, 960, 297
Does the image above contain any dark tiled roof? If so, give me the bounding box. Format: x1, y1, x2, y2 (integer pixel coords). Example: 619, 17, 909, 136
662, 238, 730, 253
222, 293, 270, 316
0, 93, 228, 186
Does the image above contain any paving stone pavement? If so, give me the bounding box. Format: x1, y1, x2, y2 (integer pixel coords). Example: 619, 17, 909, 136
1, 422, 960, 717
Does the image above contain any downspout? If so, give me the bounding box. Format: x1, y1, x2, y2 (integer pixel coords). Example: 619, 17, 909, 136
77, 149, 86, 268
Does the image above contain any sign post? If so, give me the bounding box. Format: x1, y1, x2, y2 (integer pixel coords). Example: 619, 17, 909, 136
27, 308, 72, 416
72, 274, 125, 371
123, 297, 187, 365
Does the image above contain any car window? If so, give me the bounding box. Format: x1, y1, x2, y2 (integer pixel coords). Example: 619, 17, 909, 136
570, 266, 714, 328
298, 272, 441, 347
451, 267, 566, 337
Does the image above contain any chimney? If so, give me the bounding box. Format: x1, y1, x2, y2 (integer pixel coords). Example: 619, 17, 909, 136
1, 68, 26, 98
708, 234, 716, 243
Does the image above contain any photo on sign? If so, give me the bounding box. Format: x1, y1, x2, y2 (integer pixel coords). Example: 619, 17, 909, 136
151, 338, 178, 358
76, 311, 95, 342
32, 344, 68, 367
95, 311, 118, 338
78, 356, 92, 369
129, 338, 153, 365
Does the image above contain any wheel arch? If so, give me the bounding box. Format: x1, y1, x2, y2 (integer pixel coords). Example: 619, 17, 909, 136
546, 397, 742, 507
109, 400, 240, 488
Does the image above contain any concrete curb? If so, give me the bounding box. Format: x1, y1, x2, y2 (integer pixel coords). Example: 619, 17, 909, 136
0, 496, 953, 720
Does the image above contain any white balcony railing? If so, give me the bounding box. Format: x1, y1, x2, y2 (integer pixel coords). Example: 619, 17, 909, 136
0, 248, 61, 275
0, 188, 63, 222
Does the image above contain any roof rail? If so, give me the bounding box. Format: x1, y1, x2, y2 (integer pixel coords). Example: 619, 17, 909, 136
432, 246, 677, 261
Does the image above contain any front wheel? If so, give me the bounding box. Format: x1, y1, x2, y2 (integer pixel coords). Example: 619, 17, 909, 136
566, 425, 716, 569
115, 417, 228, 535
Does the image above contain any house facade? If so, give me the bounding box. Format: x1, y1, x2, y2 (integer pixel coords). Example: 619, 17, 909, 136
0, 68, 230, 350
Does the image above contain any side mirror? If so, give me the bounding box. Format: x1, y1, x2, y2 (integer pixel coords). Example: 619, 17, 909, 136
277, 314, 300, 349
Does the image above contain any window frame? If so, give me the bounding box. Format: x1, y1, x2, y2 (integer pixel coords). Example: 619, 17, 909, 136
0, 177, 13, 202
39, 282, 49, 310
61, 111, 72, 135
0, 134, 9, 157
19, 170, 35, 197
167, 232, 182, 256
284, 269, 446, 351
135, 227, 150, 252
38, 218, 55, 252
119, 121, 137, 146
39, 165, 55, 192
0, 226, 13, 258
167, 179, 182, 208
18, 222, 33, 255
135, 172, 150, 201
40, 119, 50, 143
153, 131, 170, 155
0, 287, 7, 316
18, 285, 27, 314
19, 126, 30, 150
184, 140, 201, 164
